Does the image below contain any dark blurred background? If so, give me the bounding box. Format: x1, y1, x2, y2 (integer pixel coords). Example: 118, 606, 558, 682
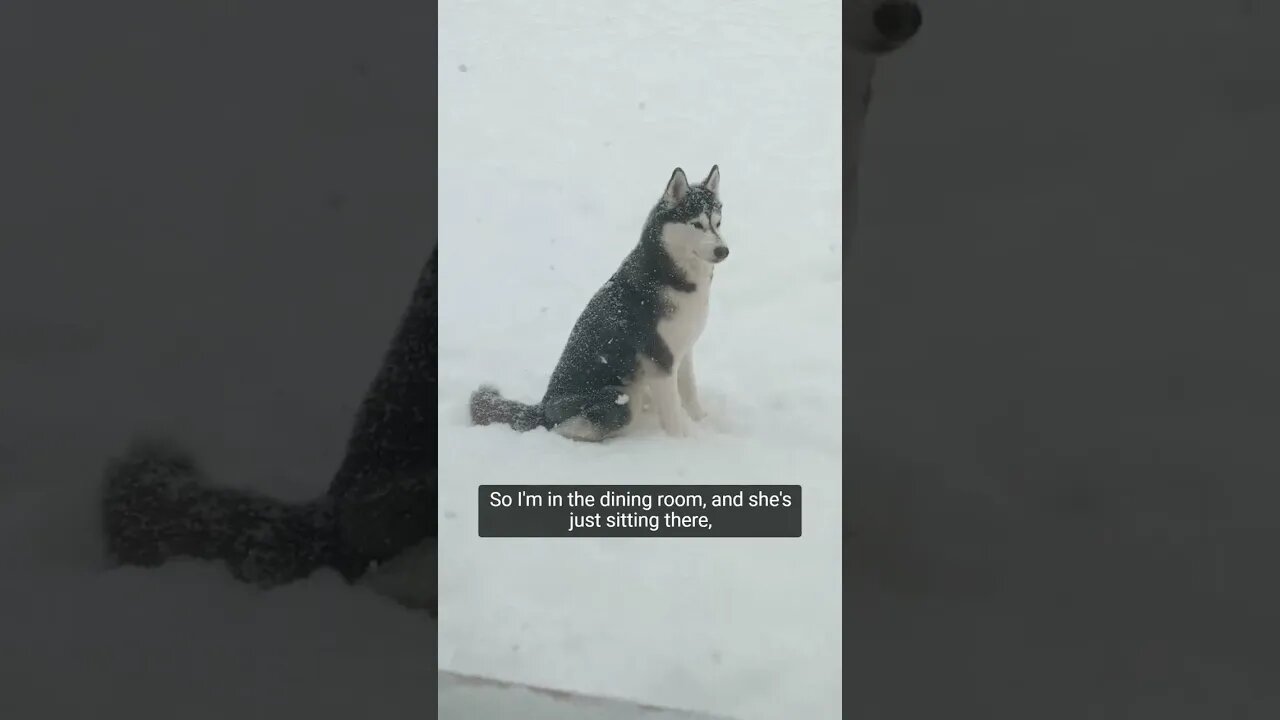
847, 1, 1280, 717
0, 2, 436, 717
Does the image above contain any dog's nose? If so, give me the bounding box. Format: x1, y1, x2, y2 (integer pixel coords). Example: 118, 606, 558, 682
873, 1, 922, 44
713, 246, 729, 261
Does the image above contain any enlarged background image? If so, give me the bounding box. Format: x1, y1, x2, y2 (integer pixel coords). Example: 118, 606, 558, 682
0, 3, 435, 716
436, 0, 841, 718
850, 0, 1280, 717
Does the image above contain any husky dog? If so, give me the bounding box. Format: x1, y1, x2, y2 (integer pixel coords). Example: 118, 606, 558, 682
101, 250, 437, 612
471, 165, 728, 441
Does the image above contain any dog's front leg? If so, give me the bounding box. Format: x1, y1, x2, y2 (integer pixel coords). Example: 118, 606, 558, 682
677, 352, 707, 421
651, 371, 692, 438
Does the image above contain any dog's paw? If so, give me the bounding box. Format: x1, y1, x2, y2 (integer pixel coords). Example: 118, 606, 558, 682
659, 412, 694, 438
668, 422, 694, 439
684, 403, 708, 422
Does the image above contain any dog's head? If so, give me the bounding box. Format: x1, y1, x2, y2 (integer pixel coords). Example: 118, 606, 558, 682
846, 0, 923, 56
656, 165, 728, 266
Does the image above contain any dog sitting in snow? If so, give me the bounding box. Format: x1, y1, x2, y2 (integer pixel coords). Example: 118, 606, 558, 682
471, 165, 728, 441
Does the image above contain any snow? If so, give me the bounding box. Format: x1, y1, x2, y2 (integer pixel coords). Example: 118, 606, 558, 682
436, 1, 841, 718
439, 672, 729, 720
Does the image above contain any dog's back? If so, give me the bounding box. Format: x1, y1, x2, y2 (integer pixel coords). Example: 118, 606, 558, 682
470, 261, 654, 442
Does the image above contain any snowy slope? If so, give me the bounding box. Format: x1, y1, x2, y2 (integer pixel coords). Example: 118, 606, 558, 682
439, 672, 732, 719
435, 1, 842, 718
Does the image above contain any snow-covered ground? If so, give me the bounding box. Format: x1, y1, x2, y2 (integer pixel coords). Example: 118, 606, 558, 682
438, 672, 730, 720
436, 2, 842, 718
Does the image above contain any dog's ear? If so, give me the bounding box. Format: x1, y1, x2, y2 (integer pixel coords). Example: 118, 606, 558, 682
701, 165, 720, 195
663, 167, 690, 205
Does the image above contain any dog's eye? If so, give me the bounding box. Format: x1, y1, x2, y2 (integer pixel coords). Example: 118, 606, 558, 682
714, 220, 721, 228
692, 221, 706, 230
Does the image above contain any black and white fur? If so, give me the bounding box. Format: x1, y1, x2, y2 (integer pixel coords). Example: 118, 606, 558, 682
471, 165, 728, 441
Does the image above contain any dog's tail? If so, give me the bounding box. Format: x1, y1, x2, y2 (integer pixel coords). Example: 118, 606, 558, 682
469, 385, 547, 432
102, 437, 337, 586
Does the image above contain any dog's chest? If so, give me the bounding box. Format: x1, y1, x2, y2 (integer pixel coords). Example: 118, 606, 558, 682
657, 281, 711, 357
